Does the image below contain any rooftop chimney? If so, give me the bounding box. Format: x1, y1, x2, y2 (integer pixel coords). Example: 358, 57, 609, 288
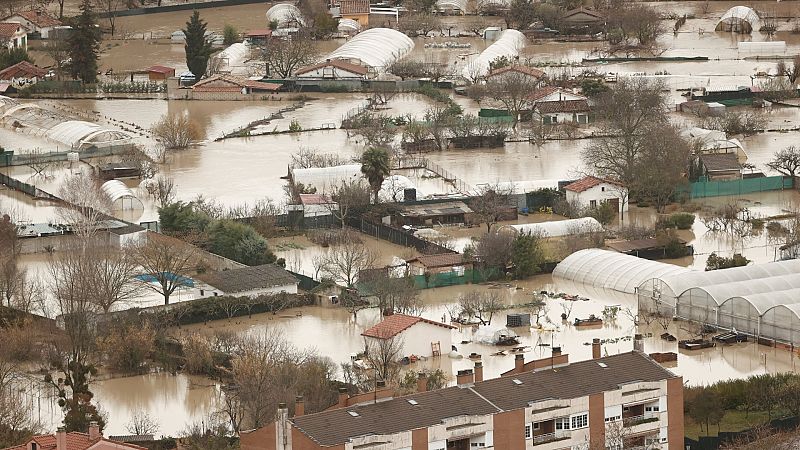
338, 387, 349, 407
417, 372, 428, 393
88, 421, 100, 440
456, 369, 474, 386
634, 334, 644, 352
56, 427, 67, 450
474, 361, 484, 382
515, 354, 525, 373
552, 346, 562, 357
592, 338, 601, 359
295, 395, 305, 417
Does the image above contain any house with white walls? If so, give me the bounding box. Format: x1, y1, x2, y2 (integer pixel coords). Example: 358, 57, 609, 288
564, 176, 628, 213
361, 313, 455, 358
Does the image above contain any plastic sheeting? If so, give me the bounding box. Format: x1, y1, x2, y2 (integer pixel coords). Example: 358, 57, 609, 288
738, 41, 786, 56
101, 180, 143, 211
461, 29, 525, 80
553, 249, 691, 294
266, 3, 305, 28
436, 0, 468, 12
474, 326, 518, 345
716, 6, 759, 33
337, 18, 362, 33
46, 121, 131, 150
501, 217, 602, 238
378, 175, 418, 203
327, 28, 414, 70
211, 42, 251, 75
291, 164, 363, 192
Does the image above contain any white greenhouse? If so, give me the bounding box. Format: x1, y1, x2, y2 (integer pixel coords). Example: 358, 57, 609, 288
266, 3, 305, 28
501, 217, 602, 238
210, 42, 251, 75
553, 249, 691, 294
101, 180, 144, 211
436, 0, 468, 14
461, 29, 525, 81
716, 6, 759, 33
379, 175, 418, 203
290, 164, 363, 192
1, 104, 133, 150
337, 18, 362, 33
326, 28, 414, 71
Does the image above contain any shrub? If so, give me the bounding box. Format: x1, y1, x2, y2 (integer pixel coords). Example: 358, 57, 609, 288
587, 202, 617, 225
706, 252, 750, 271
222, 24, 238, 45
661, 212, 695, 230
97, 323, 155, 374
207, 219, 276, 266
180, 333, 215, 375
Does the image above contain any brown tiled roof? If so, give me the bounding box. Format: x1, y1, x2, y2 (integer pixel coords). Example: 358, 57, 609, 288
5, 10, 61, 27
0, 22, 26, 39
295, 59, 369, 76
0, 61, 46, 79
4, 432, 148, 450
145, 65, 175, 74
290, 352, 676, 446
197, 264, 298, 294
535, 99, 590, 114
487, 65, 545, 79
245, 29, 272, 37
299, 193, 333, 205
340, 0, 370, 14
562, 6, 605, 21
700, 153, 741, 172
528, 85, 560, 101
361, 313, 455, 339
564, 175, 624, 193
408, 252, 470, 268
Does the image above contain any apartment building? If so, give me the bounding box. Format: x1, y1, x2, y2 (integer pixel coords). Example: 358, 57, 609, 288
240, 351, 683, 450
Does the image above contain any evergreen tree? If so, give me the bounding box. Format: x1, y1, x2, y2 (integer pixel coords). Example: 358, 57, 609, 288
68, 0, 100, 83
183, 11, 213, 81
0, 48, 32, 71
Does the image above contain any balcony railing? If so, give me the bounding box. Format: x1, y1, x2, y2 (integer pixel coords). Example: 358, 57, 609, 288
532, 431, 570, 445
622, 413, 660, 427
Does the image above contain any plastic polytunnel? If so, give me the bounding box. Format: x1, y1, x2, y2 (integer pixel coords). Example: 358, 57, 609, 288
553, 249, 691, 295
290, 164, 363, 192
337, 18, 362, 33
461, 29, 525, 80
436, 0, 468, 13
716, 6, 759, 33
761, 303, 800, 346
717, 288, 800, 337
266, 3, 306, 28
500, 217, 602, 238
210, 43, 251, 75
46, 121, 132, 150
327, 28, 414, 71
101, 180, 144, 211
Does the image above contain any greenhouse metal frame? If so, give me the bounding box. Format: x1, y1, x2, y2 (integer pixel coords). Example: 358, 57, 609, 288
326, 28, 414, 70
501, 217, 602, 238
461, 29, 525, 80
715, 6, 759, 33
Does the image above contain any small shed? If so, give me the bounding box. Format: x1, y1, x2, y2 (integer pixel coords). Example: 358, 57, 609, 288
245, 29, 272, 45
406, 253, 474, 276
561, 7, 605, 32
361, 313, 455, 358
506, 313, 531, 327
606, 237, 691, 259
98, 162, 141, 180
395, 201, 473, 226
197, 264, 299, 297
534, 99, 591, 124
146, 65, 175, 81
339, 0, 370, 27
699, 153, 742, 180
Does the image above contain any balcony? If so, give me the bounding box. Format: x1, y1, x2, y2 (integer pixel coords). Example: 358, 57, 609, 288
622, 413, 660, 427
532, 431, 570, 446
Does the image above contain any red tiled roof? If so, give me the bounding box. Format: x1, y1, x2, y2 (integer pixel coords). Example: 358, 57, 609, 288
340, 0, 370, 14
562, 6, 605, 21
0, 83, 10, 93
535, 99, 590, 114
408, 253, 471, 268
564, 175, 624, 193
0, 22, 26, 39
295, 59, 369, 76
246, 29, 272, 37
487, 65, 545, 79
0, 61, 48, 79
299, 193, 333, 205
243, 79, 282, 91
361, 314, 455, 339
5, 10, 61, 28
145, 65, 174, 74
3, 432, 148, 450
528, 86, 560, 101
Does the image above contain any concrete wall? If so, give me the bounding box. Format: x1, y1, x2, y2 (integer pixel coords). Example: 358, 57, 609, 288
397, 322, 453, 357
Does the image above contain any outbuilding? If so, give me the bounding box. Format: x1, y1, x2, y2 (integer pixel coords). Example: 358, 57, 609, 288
294, 59, 369, 79
564, 176, 628, 213
145, 65, 175, 81
395, 201, 474, 226
406, 253, 474, 276
339, 0, 370, 27
198, 264, 299, 297
698, 153, 742, 181
361, 313, 455, 358
2, 10, 61, 38
485, 65, 545, 85
0, 61, 47, 88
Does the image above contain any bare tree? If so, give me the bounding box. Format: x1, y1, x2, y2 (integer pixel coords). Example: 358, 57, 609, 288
145, 175, 177, 208
527, 294, 549, 325
290, 147, 350, 169
323, 180, 370, 229
57, 174, 114, 238
261, 36, 318, 79
319, 236, 377, 287
0, 213, 21, 308
24, 148, 56, 178
93, 0, 126, 36
152, 113, 202, 149
469, 183, 514, 232
369, 276, 421, 316
125, 410, 159, 436
133, 236, 197, 305
85, 245, 142, 313
363, 335, 403, 384
472, 70, 540, 127
768, 146, 800, 188
469, 230, 514, 270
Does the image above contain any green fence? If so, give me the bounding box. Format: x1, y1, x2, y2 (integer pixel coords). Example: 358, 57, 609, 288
412, 268, 500, 289
689, 176, 792, 198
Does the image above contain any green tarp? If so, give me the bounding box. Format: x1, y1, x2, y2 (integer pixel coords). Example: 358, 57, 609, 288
689, 176, 792, 198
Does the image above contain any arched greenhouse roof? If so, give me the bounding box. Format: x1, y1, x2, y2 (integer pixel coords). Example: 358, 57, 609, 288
337, 18, 362, 32
501, 217, 602, 238
327, 28, 414, 70
680, 273, 800, 309
722, 288, 800, 316
461, 29, 525, 80
212, 42, 250, 74
658, 259, 800, 301
101, 180, 137, 203
267, 3, 306, 27
46, 121, 132, 150
716, 6, 759, 33
436, 0, 468, 12
553, 248, 691, 294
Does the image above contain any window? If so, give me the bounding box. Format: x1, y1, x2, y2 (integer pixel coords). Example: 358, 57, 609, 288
645, 405, 660, 412
601, 186, 605, 192
555, 417, 570, 430
571, 414, 588, 429
605, 415, 621, 423
589, 200, 597, 208
470, 443, 485, 447
533, 422, 540, 430
524, 424, 532, 439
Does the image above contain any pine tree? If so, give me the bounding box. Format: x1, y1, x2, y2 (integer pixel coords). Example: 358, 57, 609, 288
183, 11, 213, 81
68, 0, 100, 83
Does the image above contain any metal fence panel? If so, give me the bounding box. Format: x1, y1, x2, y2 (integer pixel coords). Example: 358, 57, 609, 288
690, 176, 791, 198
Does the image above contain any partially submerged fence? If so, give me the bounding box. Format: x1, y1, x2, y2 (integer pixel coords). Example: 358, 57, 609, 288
689, 175, 792, 198
346, 217, 455, 255
0, 172, 60, 200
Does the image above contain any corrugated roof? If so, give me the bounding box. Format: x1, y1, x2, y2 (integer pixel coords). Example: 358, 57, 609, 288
197, 264, 298, 294
145, 65, 174, 74
340, 0, 370, 14
700, 153, 741, 172
563, 175, 623, 193
361, 313, 455, 339
192, 74, 281, 92
535, 99, 590, 114
290, 352, 676, 446
408, 253, 470, 268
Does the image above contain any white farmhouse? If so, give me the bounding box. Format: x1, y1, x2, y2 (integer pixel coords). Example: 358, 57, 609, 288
361, 313, 455, 358
564, 175, 628, 213
198, 264, 299, 297
2, 10, 62, 39
0, 22, 28, 50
